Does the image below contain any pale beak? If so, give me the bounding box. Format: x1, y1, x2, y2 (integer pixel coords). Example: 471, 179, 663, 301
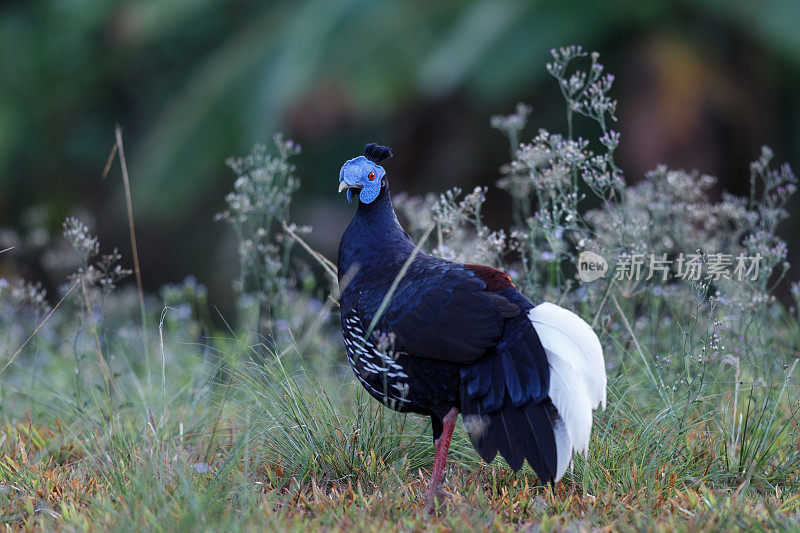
338, 181, 363, 193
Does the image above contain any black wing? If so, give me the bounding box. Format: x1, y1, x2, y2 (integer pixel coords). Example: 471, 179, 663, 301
357, 258, 519, 364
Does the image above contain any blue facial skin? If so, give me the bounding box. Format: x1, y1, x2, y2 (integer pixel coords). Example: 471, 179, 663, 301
339, 156, 386, 204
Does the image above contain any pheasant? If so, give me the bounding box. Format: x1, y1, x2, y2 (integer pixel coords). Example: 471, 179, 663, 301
337, 143, 606, 509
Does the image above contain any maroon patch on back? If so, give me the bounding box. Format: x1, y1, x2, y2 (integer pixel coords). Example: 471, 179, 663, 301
464, 264, 516, 292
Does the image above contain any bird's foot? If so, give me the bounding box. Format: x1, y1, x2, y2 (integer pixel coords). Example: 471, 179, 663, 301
423, 485, 454, 515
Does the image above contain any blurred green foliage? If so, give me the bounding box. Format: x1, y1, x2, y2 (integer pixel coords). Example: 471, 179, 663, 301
1, 0, 799, 295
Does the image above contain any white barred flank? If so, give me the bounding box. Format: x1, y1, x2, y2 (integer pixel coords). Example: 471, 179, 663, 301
343, 314, 411, 407
528, 302, 606, 482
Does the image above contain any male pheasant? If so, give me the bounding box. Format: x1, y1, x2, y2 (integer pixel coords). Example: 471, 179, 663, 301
337, 143, 606, 508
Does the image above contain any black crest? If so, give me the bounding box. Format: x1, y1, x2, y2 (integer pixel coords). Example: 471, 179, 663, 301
364, 143, 393, 164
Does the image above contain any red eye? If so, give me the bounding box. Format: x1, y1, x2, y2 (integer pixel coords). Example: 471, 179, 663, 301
368, 171, 375, 181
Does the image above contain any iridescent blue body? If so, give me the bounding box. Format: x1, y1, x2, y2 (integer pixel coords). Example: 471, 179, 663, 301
337, 144, 560, 482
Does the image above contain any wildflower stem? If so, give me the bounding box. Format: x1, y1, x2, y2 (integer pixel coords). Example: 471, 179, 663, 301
79, 278, 119, 399
611, 294, 668, 403
158, 305, 172, 432
281, 220, 338, 282
1, 281, 78, 374
114, 125, 150, 393
357, 224, 435, 361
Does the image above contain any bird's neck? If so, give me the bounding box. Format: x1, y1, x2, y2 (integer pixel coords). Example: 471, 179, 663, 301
338, 184, 415, 282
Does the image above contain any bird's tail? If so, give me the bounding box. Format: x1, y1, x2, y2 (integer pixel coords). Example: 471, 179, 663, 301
528, 302, 606, 481
461, 301, 605, 482
462, 395, 561, 482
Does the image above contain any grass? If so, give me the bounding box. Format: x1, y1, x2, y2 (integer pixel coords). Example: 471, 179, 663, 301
1, 293, 798, 531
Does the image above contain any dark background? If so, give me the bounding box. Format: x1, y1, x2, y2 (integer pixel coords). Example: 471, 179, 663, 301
1, 0, 798, 307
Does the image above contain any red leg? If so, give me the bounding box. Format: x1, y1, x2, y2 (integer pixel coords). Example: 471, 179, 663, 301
425, 407, 458, 511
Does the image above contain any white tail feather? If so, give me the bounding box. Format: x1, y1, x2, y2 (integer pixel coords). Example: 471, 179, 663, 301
547, 356, 592, 453
529, 302, 606, 480
551, 415, 573, 481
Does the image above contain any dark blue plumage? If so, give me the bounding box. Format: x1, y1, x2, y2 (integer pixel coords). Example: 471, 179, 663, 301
337, 144, 563, 486
337, 145, 607, 503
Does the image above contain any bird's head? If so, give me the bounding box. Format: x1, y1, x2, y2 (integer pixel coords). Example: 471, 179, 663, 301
338, 143, 393, 204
